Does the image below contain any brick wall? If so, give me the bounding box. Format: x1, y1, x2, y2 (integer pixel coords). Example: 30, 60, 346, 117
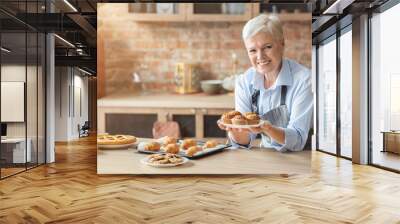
98, 4, 311, 95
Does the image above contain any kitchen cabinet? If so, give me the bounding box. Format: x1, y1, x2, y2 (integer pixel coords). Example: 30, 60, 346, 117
382, 131, 400, 154
172, 115, 195, 138
1, 138, 32, 166
186, 3, 255, 22
97, 93, 235, 139
105, 114, 158, 138
204, 115, 227, 138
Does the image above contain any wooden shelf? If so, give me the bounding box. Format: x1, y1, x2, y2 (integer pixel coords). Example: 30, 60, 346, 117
186, 3, 255, 22
127, 3, 310, 22
128, 3, 187, 22
277, 13, 312, 22
127, 3, 257, 22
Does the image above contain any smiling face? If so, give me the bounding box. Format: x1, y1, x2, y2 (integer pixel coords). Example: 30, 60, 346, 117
244, 32, 284, 76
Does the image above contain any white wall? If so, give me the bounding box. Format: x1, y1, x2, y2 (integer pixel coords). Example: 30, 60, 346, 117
55, 67, 69, 141
55, 67, 89, 141
1, 65, 35, 138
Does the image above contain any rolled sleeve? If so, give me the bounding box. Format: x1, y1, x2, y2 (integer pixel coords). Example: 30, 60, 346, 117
269, 73, 313, 152
272, 128, 302, 152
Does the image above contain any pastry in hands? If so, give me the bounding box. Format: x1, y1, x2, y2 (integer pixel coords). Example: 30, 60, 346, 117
163, 136, 177, 146
227, 110, 242, 119
221, 110, 242, 125
144, 142, 161, 151
164, 143, 180, 154
231, 115, 247, 125
221, 112, 232, 124
243, 112, 256, 117
244, 112, 261, 125
181, 138, 197, 150
186, 146, 202, 157
203, 140, 218, 149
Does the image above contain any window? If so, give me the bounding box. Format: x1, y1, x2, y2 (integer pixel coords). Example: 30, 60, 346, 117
317, 36, 337, 154
339, 28, 352, 158
0, 2, 47, 179
371, 3, 400, 171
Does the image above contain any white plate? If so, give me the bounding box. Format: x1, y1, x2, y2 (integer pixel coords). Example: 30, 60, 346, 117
218, 119, 264, 129
98, 142, 137, 150
140, 156, 189, 168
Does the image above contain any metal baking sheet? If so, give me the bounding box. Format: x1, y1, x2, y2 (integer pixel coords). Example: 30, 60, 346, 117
137, 141, 231, 159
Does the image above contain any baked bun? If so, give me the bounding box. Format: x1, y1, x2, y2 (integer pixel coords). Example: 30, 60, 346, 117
221, 112, 232, 124
144, 142, 161, 151
231, 115, 247, 125
181, 139, 197, 150
204, 140, 218, 149
163, 136, 177, 146
243, 112, 256, 117
186, 146, 202, 157
164, 143, 180, 154
244, 113, 260, 125
227, 110, 242, 119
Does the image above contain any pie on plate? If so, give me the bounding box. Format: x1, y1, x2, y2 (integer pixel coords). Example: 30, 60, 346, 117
97, 134, 137, 149
97, 134, 136, 145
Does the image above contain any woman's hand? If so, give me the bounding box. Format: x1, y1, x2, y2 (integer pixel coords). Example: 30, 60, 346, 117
250, 120, 285, 145
249, 120, 272, 135
217, 120, 251, 145
217, 120, 250, 133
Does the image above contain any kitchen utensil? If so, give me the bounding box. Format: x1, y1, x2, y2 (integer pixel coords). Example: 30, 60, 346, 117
156, 3, 174, 14
222, 75, 237, 92
200, 80, 223, 95
174, 63, 201, 94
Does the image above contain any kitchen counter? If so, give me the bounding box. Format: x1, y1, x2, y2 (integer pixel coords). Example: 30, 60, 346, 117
98, 92, 235, 109
97, 138, 311, 175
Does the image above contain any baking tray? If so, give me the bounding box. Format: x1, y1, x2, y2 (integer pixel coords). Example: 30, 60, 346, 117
137, 141, 231, 159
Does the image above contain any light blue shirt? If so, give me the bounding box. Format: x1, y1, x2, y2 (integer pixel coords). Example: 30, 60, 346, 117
232, 58, 313, 152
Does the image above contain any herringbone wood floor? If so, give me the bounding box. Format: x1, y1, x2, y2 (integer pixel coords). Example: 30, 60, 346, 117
1, 136, 400, 224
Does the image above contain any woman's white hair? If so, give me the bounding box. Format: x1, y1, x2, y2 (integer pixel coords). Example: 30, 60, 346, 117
242, 14, 284, 42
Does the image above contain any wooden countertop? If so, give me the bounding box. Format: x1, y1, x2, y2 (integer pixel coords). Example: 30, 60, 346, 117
97, 139, 311, 175
97, 92, 235, 109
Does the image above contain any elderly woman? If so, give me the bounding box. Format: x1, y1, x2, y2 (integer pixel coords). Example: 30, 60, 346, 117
218, 14, 313, 152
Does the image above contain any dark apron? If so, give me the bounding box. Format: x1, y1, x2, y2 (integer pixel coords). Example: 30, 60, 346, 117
251, 85, 312, 150
251, 86, 289, 128
251, 86, 289, 145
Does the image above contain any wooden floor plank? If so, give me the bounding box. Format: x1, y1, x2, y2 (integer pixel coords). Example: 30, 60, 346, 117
0, 135, 399, 223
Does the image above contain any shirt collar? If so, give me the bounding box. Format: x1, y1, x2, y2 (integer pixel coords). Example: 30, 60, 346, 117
251, 59, 293, 90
